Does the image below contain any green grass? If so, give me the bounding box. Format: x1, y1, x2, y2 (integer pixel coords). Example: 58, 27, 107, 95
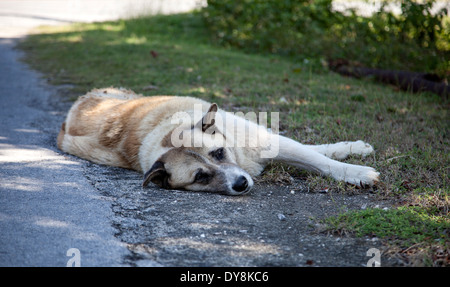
18, 12, 449, 266
324, 206, 449, 246
322, 205, 450, 266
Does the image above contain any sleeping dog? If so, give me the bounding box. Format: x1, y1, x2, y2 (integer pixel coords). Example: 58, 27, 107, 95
57, 87, 379, 195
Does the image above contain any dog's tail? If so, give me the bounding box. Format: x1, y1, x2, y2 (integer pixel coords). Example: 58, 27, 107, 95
57, 122, 66, 150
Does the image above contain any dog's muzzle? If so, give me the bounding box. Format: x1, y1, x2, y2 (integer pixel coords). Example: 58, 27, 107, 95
232, 175, 249, 193
223, 167, 253, 196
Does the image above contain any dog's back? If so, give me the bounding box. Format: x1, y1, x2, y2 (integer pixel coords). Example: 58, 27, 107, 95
57, 87, 207, 171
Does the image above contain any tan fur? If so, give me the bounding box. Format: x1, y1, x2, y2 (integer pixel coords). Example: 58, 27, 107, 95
58, 87, 211, 171
57, 122, 66, 149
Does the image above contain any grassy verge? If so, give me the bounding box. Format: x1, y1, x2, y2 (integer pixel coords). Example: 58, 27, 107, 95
323, 205, 449, 266
18, 12, 449, 266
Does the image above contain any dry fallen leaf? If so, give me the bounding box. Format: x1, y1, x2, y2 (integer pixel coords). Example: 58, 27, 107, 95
150, 50, 158, 58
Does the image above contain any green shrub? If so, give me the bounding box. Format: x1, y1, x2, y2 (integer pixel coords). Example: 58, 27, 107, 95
203, 0, 335, 56
202, 0, 449, 77
327, 0, 449, 74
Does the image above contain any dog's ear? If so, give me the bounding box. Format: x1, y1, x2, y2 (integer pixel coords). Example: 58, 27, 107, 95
195, 103, 218, 133
143, 161, 170, 188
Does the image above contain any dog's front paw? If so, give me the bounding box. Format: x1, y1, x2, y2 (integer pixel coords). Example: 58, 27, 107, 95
333, 165, 380, 187
346, 166, 380, 187
357, 167, 379, 187
327, 140, 375, 160
351, 140, 374, 158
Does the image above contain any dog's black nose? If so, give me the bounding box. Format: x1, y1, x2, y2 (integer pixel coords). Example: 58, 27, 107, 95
232, 176, 248, 192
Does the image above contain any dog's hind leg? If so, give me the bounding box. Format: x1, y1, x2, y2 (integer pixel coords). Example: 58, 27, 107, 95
272, 136, 379, 187
304, 140, 374, 160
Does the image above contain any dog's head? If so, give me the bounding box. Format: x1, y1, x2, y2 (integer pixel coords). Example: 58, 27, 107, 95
142, 104, 254, 195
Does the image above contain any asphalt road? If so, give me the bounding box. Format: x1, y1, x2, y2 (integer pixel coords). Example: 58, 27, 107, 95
0, 37, 132, 266
0, 0, 202, 268
0, 0, 395, 267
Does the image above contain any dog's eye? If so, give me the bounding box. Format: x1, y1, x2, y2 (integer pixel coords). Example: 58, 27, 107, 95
194, 170, 211, 184
210, 148, 225, 161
